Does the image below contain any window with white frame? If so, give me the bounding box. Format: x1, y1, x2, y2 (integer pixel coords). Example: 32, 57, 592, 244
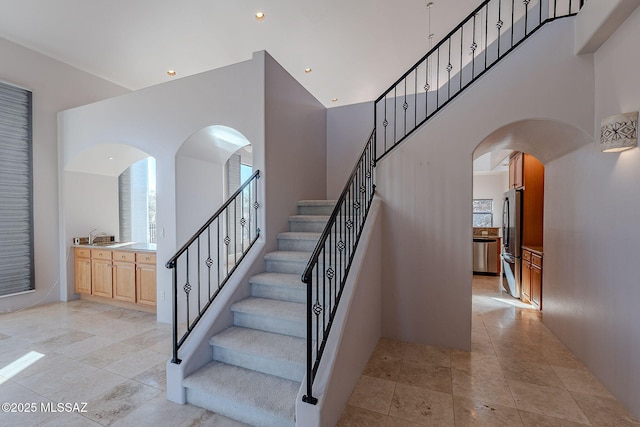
472, 199, 493, 227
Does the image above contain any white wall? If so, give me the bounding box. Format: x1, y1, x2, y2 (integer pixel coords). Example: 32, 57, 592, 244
544, 5, 640, 418
0, 37, 128, 314
326, 102, 373, 198
473, 172, 509, 230
175, 156, 224, 245
263, 53, 327, 252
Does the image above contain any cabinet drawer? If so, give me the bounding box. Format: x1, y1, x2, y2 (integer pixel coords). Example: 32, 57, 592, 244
74, 247, 91, 259
113, 251, 135, 262
137, 253, 156, 264
522, 250, 531, 262
532, 254, 542, 268
91, 249, 112, 260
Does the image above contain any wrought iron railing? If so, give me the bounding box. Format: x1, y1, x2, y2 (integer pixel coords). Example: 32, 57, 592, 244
166, 170, 261, 364
374, 0, 584, 162
301, 131, 376, 404
301, 0, 586, 405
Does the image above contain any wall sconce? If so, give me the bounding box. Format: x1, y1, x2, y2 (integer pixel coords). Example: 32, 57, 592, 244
600, 111, 638, 152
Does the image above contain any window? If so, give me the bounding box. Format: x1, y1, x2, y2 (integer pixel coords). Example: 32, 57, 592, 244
119, 157, 156, 244
0, 81, 34, 296
473, 199, 493, 227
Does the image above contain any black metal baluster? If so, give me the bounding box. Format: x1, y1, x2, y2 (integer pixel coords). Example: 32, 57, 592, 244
511, 0, 515, 47
485, 4, 489, 70
472, 12, 477, 78
425, 56, 429, 117
233, 198, 237, 268
403, 77, 407, 138
524, 0, 529, 36
207, 227, 211, 298
393, 87, 397, 145
414, 69, 418, 129
197, 237, 201, 313
217, 218, 221, 289
172, 264, 180, 363
459, 25, 464, 91
437, 47, 440, 107
185, 249, 190, 330
497, 0, 503, 57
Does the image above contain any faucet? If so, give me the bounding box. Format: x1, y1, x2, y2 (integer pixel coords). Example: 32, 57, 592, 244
88, 228, 97, 245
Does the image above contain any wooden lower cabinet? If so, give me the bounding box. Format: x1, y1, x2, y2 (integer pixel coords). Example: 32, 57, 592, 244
74, 247, 156, 309
137, 264, 157, 307
73, 248, 92, 295
522, 248, 543, 310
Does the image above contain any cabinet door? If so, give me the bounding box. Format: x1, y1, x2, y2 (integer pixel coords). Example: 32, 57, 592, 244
113, 261, 136, 303
531, 265, 542, 309
74, 257, 92, 295
136, 263, 156, 306
521, 261, 532, 303
92, 259, 113, 298
514, 153, 524, 188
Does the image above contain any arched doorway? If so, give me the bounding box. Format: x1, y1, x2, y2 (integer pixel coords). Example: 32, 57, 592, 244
175, 125, 252, 245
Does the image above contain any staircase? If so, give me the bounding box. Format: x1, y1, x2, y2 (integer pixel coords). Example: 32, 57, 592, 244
182, 200, 335, 427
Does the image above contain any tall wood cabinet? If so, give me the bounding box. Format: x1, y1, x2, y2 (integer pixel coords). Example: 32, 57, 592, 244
136, 253, 157, 307
73, 248, 92, 295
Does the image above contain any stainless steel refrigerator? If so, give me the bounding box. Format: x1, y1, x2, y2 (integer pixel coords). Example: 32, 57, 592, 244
501, 188, 522, 298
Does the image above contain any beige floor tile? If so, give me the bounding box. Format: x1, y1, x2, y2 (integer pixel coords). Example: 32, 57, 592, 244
404, 342, 451, 367
486, 324, 534, 345
132, 362, 168, 390
453, 395, 524, 426
551, 365, 614, 398
84, 379, 161, 425
395, 359, 453, 394
362, 352, 403, 382
79, 341, 142, 368
499, 357, 564, 388
450, 350, 503, 378
111, 394, 200, 427
337, 404, 388, 426
374, 337, 408, 359
0, 382, 61, 426
348, 375, 396, 414
451, 368, 516, 408
508, 379, 590, 424
58, 335, 117, 359
571, 392, 640, 426
389, 382, 454, 425
518, 410, 591, 426
542, 347, 589, 371
493, 341, 546, 364
385, 415, 425, 426
103, 348, 168, 378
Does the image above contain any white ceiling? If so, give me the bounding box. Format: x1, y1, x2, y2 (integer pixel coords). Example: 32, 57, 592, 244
0, 0, 480, 107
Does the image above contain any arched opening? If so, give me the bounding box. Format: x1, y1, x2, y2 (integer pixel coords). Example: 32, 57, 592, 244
175, 125, 252, 245
63, 143, 156, 300
472, 119, 590, 306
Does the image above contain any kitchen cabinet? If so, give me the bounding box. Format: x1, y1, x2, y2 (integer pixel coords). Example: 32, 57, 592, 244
521, 250, 532, 303
509, 152, 523, 189
136, 253, 157, 307
113, 251, 136, 303
509, 152, 544, 247
522, 247, 543, 310
74, 247, 156, 310
73, 248, 92, 295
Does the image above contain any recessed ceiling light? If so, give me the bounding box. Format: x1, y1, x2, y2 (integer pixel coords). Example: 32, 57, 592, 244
167, 70, 177, 77
107, 156, 114, 160
304, 68, 312, 73
332, 98, 338, 102
255, 11, 265, 21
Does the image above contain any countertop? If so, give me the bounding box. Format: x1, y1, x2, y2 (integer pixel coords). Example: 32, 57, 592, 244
522, 245, 543, 255
74, 242, 156, 252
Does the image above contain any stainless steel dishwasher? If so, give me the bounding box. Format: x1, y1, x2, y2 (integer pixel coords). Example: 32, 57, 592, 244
473, 238, 499, 274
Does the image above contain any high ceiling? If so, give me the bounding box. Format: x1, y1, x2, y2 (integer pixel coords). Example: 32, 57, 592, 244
0, 0, 480, 107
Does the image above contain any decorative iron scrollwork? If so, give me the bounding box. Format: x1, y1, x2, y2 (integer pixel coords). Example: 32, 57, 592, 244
313, 301, 322, 316
183, 282, 191, 294
205, 257, 213, 268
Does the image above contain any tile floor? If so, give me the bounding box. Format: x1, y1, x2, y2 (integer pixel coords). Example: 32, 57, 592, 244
338, 275, 640, 426
0, 299, 246, 426
1, 277, 638, 426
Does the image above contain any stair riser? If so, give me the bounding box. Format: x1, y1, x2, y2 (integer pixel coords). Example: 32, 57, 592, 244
251, 283, 306, 303
289, 220, 328, 233
298, 205, 336, 216
278, 237, 319, 252
186, 388, 294, 427
233, 311, 306, 338
211, 346, 305, 382
266, 258, 307, 275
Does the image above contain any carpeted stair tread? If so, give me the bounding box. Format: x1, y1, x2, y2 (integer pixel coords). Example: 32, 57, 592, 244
298, 200, 338, 206
210, 326, 305, 365
288, 215, 330, 222
184, 361, 298, 427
